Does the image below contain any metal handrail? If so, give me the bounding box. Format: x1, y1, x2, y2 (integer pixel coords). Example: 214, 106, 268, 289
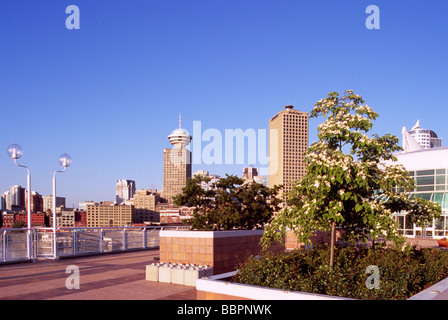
0, 225, 189, 264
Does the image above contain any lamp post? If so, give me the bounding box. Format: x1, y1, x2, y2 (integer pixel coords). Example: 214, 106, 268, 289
52, 153, 72, 259
7, 144, 32, 259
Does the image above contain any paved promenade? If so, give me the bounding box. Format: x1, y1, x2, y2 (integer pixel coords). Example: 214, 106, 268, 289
0, 238, 447, 300
0, 249, 196, 300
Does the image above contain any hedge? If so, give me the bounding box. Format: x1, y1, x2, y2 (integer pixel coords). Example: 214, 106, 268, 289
234, 245, 448, 300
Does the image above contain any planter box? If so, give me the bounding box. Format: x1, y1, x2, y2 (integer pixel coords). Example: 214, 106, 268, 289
197, 271, 448, 300
159, 230, 283, 275
196, 271, 353, 300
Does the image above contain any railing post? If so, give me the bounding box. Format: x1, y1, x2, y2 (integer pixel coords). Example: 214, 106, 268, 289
2, 230, 6, 262
73, 229, 77, 256
143, 227, 147, 249
100, 228, 104, 253
123, 228, 127, 251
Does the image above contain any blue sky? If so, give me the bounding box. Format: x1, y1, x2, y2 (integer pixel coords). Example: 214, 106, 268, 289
1, 0, 447, 207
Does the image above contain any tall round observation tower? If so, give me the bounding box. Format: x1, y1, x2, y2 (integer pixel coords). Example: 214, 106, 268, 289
168, 113, 192, 148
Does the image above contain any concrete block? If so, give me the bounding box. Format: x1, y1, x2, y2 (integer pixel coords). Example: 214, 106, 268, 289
184, 266, 214, 287
204, 266, 213, 277
184, 268, 200, 287
158, 264, 172, 283
145, 263, 159, 282
171, 266, 185, 285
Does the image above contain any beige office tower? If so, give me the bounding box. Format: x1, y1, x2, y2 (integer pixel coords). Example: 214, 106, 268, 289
163, 115, 192, 203
269, 105, 308, 200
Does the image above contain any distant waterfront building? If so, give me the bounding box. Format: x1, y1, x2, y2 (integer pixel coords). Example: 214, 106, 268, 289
268, 105, 309, 199
163, 114, 192, 203
402, 120, 442, 152
157, 203, 194, 224
7, 185, 25, 211
27, 191, 43, 213
0, 192, 6, 210
241, 166, 267, 186
43, 195, 66, 213
50, 207, 76, 228
133, 189, 161, 222
193, 170, 222, 191
86, 203, 134, 227
243, 166, 258, 179
78, 201, 98, 211
115, 179, 136, 204
1, 212, 46, 228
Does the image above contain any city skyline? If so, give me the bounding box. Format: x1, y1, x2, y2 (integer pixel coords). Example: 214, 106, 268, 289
1, 1, 447, 207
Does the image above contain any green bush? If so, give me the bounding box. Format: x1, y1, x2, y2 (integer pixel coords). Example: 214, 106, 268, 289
234, 245, 448, 300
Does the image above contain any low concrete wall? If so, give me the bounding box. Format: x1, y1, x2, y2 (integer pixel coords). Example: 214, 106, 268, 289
197, 271, 448, 300
408, 277, 448, 300
196, 272, 354, 300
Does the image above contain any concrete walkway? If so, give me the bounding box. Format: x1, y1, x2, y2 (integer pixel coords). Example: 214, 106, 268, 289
0, 249, 196, 300
0, 238, 446, 300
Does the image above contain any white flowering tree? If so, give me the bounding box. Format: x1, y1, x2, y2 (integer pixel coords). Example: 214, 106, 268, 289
262, 90, 441, 267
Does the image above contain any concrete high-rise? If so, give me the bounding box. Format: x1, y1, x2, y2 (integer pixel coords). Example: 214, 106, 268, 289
43, 195, 66, 213
115, 179, 136, 204
268, 105, 308, 199
7, 185, 25, 211
163, 114, 192, 203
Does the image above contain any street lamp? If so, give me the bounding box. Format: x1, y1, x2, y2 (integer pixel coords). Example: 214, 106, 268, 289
7, 144, 32, 259
52, 153, 72, 259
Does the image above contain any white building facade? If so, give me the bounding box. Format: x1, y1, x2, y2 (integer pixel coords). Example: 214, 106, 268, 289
390, 147, 448, 239
115, 179, 136, 204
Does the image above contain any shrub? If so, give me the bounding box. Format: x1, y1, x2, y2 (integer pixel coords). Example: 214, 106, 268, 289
234, 245, 448, 300
174, 174, 282, 231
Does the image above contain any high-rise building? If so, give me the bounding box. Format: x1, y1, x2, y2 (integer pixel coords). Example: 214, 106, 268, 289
43, 195, 66, 213
7, 185, 25, 211
27, 191, 43, 213
402, 120, 442, 152
115, 179, 136, 204
268, 105, 308, 199
163, 114, 192, 203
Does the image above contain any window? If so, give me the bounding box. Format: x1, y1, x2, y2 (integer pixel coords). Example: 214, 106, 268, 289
430, 193, 444, 210
416, 169, 434, 176
416, 176, 434, 186
413, 193, 432, 201
436, 175, 445, 185
443, 193, 448, 210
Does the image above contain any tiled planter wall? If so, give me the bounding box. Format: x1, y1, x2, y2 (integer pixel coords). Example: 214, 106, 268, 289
159, 230, 283, 275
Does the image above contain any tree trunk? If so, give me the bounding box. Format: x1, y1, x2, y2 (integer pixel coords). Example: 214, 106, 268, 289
329, 221, 336, 268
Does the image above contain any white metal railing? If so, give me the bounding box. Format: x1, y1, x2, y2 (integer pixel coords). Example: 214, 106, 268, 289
0, 225, 189, 263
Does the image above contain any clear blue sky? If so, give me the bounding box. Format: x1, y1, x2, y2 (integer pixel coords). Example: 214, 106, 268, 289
1, 0, 447, 207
